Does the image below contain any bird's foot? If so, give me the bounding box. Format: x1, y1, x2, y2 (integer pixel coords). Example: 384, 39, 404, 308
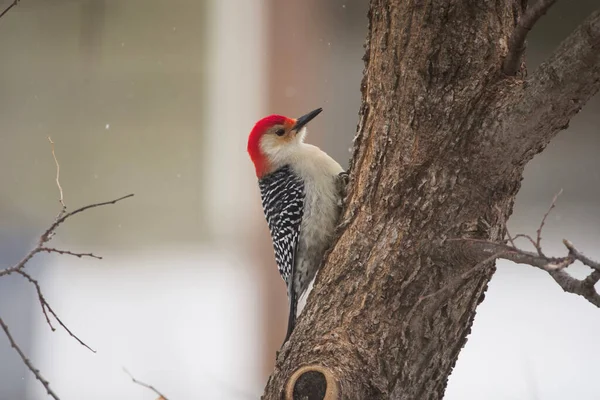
336, 171, 349, 206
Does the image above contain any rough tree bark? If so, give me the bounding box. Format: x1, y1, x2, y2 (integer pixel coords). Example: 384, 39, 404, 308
263, 1, 600, 400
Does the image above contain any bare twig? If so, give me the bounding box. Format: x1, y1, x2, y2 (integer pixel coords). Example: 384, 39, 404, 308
563, 239, 600, 271
48, 137, 66, 215
0, 138, 132, 399
458, 239, 600, 307
467, 240, 574, 271
0, 316, 60, 400
0, 194, 133, 277
503, 0, 558, 75
0, 152, 131, 277
124, 368, 170, 400
16, 270, 96, 353
16, 270, 55, 330
452, 192, 600, 308
496, 205, 517, 248
512, 233, 539, 250
495, 206, 542, 252
40, 193, 134, 244
535, 189, 562, 256
0, 248, 43, 277
39, 247, 102, 260
0, 0, 19, 20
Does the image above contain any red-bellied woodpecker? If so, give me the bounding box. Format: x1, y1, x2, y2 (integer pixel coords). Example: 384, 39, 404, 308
247, 107, 346, 343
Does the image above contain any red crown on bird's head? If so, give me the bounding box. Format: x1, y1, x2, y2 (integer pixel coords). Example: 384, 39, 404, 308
247, 108, 323, 178
247, 114, 294, 178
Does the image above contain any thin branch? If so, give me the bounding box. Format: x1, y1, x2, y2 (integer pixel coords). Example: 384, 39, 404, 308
39, 247, 102, 260
496, 205, 517, 248
40, 193, 134, 244
448, 191, 600, 308
512, 233, 539, 250
124, 368, 170, 400
0, 138, 131, 400
467, 240, 574, 271
495, 205, 542, 253
465, 236, 600, 274
0, 316, 60, 400
0, 248, 43, 277
48, 137, 66, 216
0, 138, 132, 277
535, 189, 562, 256
0, 193, 133, 277
563, 239, 600, 271
503, 0, 558, 75
17, 271, 96, 353
458, 239, 600, 307
0, 0, 19, 20
16, 270, 55, 331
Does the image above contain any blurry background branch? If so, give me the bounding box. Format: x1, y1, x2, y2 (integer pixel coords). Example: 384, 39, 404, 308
0, 138, 133, 399
16, 270, 97, 352
124, 368, 169, 400
0, 317, 59, 400
0, 191, 133, 278
0, 0, 19, 21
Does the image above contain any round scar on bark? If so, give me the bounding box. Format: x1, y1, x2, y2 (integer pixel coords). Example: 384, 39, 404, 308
285, 365, 339, 400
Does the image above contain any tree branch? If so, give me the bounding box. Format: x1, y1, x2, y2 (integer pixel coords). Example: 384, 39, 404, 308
503, 0, 558, 76
124, 368, 169, 400
535, 188, 562, 256
48, 137, 67, 215
0, 138, 133, 398
39, 247, 102, 260
0, 0, 19, 21
549, 270, 600, 307
17, 270, 96, 353
564, 239, 600, 271
451, 192, 600, 308
0, 316, 60, 400
504, 9, 600, 161
40, 193, 135, 244
450, 238, 600, 307
0, 193, 133, 277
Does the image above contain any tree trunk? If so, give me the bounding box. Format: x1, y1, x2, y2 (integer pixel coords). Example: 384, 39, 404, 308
263, 1, 600, 399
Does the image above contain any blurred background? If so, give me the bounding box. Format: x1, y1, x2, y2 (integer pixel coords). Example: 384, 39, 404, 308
0, 0, 598, 399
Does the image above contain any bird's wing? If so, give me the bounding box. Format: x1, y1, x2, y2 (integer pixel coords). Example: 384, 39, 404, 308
258, 165, 305, 288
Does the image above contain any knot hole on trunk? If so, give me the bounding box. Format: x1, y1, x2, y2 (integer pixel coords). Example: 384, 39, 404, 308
285, 365, 339, 400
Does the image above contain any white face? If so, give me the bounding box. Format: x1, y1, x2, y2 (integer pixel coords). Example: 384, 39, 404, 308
259, 124, 307, 170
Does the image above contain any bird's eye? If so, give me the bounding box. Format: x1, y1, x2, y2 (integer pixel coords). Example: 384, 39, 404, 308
275, 128, 285, 136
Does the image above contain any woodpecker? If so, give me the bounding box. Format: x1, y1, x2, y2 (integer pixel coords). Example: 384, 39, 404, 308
247, 108, 346, 343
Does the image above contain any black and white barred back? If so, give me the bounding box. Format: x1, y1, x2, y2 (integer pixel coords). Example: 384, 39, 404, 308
258, 165, 305, 286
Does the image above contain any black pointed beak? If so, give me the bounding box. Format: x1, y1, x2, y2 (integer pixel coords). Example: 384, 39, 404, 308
292, 108, 323, 131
